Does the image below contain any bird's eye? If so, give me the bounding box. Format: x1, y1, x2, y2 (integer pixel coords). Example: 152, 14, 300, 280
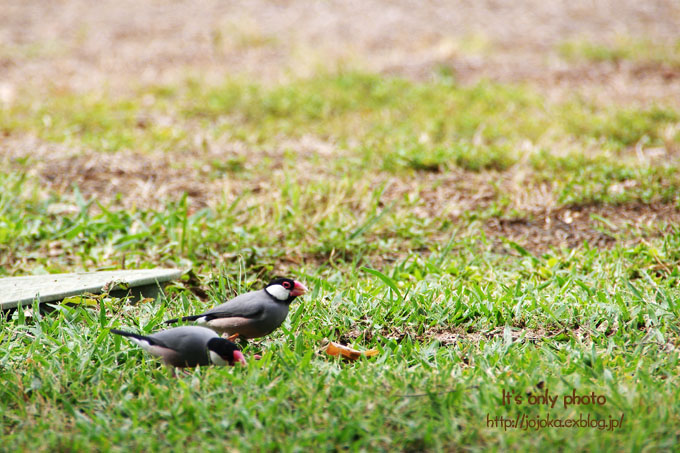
283, 281, 291, 289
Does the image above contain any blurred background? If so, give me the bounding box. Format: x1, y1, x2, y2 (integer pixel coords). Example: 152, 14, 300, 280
1, 1, 680, 275
2, 1, 679, 101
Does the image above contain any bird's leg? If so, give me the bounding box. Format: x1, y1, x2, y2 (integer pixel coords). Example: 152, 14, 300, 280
168, 365, 192, 377
222, 332, 249, 348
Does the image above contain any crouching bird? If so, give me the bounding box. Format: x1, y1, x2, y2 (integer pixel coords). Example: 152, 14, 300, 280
111, 326, 246, 373
164, 277, 308, 340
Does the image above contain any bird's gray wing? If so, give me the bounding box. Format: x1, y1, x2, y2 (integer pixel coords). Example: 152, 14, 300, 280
202, 290, 269, 320
149, 326, 215, 351
149, 327, 216, 366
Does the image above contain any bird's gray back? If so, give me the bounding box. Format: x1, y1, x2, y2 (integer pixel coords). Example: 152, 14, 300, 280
205, 290, 272, 318
149, 326, 218, 367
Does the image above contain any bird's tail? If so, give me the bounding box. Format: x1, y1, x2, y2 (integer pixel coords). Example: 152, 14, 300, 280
110, 329, 159, 350
164, 314, 203, 325
110, 328, 149, 341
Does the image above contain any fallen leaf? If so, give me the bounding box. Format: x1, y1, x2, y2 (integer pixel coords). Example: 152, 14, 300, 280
61, 296, 99, 307
325, 341, 379, 361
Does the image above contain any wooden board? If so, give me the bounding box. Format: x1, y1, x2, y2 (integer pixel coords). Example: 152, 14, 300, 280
0, 268, 182, 310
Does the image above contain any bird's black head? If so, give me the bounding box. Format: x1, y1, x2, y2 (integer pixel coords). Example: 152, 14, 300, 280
264, 277, 309, 304
207, 338, 246, 366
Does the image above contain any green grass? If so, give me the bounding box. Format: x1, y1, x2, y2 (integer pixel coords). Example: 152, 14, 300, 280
3, 235, 680, 450
2, 70, 680, 450
3, 72, 678, 180
558, 36, 680, 68
561, 103, 679, 149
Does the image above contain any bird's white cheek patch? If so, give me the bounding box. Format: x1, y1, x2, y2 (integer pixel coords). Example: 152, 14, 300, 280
196, 316, 208, 324
209, 351, 227, 366
265, 284, 290, 301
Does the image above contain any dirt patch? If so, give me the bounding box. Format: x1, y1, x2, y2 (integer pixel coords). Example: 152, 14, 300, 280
4, 139, 217, 210
340, 322, 680, 355
2, 135, 302, 211
340, 324, 596, 347
4, 135, 496, 213
379, 170, 499, 219
484, 203, 680, 254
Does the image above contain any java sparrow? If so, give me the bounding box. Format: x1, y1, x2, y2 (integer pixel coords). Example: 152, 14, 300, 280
111, 326, 246, 370
164, 277, 308, 339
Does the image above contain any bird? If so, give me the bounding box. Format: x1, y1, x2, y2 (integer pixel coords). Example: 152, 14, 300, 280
111, 326, 246, 373
164, 277, 308, 339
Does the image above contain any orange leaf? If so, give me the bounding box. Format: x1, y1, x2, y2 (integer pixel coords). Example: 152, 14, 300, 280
325, 341, 379, 361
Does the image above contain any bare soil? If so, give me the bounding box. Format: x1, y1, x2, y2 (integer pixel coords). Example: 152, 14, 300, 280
484, 203, 680, 254
342, 322, 679, 354
342, 324, 595, 347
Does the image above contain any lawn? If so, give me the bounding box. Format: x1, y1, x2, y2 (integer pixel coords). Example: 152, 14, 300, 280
2, 2, 680, 451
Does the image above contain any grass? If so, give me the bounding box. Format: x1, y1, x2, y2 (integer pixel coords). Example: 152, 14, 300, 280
3, 238, 680, 450
558, 36, 680, 68
2, 69, 680, 450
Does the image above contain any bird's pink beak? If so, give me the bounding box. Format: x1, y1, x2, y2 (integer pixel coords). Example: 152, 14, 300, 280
291, 281, 308, 297
232, 350, 246, 366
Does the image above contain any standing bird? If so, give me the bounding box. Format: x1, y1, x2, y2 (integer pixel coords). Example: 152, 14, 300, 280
164, 277, 308, 339
111, 326, 246, 373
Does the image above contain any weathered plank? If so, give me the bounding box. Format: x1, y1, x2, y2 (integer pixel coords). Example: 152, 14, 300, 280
0, 268, 182, 310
